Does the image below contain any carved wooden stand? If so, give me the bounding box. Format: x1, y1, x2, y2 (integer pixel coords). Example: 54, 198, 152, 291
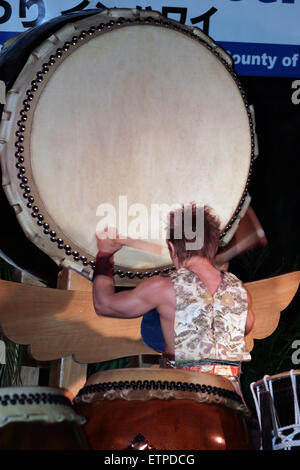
0, 268, 299, 398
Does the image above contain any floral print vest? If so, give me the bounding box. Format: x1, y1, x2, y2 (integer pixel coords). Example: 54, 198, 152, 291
169, 268, 251, 363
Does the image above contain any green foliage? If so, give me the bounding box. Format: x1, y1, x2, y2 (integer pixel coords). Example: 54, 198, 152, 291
87, 357, 129, 378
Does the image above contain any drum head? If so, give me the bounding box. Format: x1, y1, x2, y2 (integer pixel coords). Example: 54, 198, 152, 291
0, 9, 253, 281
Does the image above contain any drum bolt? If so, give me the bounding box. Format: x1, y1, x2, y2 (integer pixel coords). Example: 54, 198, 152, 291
18, 124, 26, 132
27, 203, 32, 209
97, 23, 105, 30
49, 54, 56, 62
49, 230, 56, 236
66, 250, 72, 256
71, 36, 78, 44
21, 115, 27, 121
32, 206, 39, 213
19, 166, 26, 174
80, 256, 87, 261
19, 182, 25, 189
25, 92, 34, 101
88, 27, 96, 35
73, 256, 80, 261
43, 223, 49, 229
36, 76, 43, 83
38, 214, 44, 221
55, 49, 62, 58
79, 31, 87, 39
72, 251, 79, 257
27, 195, 34, 202
42, 66, 49, 74
16, 162, 22, 169
18, 135, 25, 142
56, 238, 63, 244
37, 220, 43, 226
22, 98, 30, 106
64, 244, 71, 251
50, 236, 57, 242
32, 212, 38, 218
24, 186, 30, 193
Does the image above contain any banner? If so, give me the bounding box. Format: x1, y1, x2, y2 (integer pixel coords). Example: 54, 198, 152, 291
0, 0, 299, 77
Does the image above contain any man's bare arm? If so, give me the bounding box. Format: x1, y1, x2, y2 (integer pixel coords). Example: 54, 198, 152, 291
245, 289, 255, 336
93, 275, 169, 318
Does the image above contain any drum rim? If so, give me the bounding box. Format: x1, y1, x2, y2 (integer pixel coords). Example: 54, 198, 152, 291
81, 367, 236, 392
0, 9, 255, 281
74, 368, 248, 414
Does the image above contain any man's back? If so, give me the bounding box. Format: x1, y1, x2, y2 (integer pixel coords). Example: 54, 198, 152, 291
156, 260, 253, 363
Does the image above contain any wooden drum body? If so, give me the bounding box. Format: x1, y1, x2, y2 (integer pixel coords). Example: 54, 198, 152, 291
0, 386, 88, 450
74, 368, 253, 450
0, 8, 257, 285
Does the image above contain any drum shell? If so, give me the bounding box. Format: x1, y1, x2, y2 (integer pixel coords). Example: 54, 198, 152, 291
0, 420, 89, 450
74, 368, 253, 450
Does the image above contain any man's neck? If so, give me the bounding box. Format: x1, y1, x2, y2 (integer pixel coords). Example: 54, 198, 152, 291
182, 256, 214, 272
180, 256, 224, 295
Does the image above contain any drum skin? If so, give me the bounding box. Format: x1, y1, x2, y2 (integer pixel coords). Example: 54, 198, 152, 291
74, 369, 253, 450
0, 8, 255, 284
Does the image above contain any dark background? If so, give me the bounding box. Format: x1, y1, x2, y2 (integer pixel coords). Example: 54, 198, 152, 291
229, 75, 300, 407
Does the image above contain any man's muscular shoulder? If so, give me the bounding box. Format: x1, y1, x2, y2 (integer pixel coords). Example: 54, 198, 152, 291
137, 275, 175, 310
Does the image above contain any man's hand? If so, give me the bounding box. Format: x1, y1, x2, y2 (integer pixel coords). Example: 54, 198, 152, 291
95, 227, 123, 255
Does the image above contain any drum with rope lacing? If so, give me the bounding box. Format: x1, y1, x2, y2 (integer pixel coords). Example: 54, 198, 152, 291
0, 8, 258, 286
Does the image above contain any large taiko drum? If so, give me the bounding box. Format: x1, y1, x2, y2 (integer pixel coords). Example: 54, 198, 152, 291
0, 386, 89, 450
0, 8, 257, 286
251, 370, 300, 450
74, 368, 253, 450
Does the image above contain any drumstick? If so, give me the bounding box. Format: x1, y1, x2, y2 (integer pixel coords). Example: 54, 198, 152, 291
113, 237, 170, 258
114, 232, 264, 265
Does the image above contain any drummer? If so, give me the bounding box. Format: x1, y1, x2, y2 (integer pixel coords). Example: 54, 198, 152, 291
92, 204, 254, 395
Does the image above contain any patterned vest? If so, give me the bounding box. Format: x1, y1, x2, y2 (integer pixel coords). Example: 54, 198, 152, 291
170, 268, 251, 363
